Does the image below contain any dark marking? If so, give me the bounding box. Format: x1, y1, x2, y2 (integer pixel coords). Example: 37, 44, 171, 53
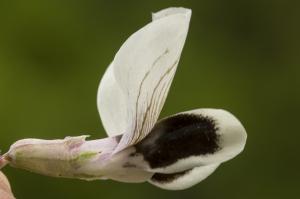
114, 135, 122, 143
135, 114, 220, 169
129, 152, 138, 157
151, 169, 192, 184
123, 162, 137, 168
152, 49, 169, 67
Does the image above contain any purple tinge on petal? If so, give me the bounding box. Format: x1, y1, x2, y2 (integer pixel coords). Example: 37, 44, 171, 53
0, 155, 9, 170
3, 135, 122, 180
0, 172, 15, 199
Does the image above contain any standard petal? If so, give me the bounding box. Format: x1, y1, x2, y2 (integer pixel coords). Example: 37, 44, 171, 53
97, 63, 128, 136
111, 7, 191, 152
134, 109, 247, 173
149, 164, 220, 190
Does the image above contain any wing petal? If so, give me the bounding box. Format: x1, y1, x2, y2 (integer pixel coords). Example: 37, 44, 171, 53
135, 108, 247, 173
112, 7, 191, 152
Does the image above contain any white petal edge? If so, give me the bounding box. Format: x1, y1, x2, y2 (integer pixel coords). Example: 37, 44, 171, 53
152, 7, 191, 21
149, 164, 220, 190
97, 63, 127, 136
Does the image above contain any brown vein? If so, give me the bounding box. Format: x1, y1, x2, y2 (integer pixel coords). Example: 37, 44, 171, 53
130, 49, 170, 144
136, 59, 179, 143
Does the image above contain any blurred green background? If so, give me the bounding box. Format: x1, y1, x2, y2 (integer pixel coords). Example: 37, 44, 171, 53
0, 0, 299, 198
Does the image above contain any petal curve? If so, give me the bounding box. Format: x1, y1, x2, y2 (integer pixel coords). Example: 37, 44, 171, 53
149, 164, 220, 190
97, 63, 127, 136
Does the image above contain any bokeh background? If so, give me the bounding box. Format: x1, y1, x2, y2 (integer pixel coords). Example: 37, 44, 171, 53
0, 0, 299, 198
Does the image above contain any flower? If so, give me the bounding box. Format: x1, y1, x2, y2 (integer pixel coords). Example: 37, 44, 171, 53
0, 7, 247, 191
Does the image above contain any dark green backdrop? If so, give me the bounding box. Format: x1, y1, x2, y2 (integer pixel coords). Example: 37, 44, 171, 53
0, 0, 299, 198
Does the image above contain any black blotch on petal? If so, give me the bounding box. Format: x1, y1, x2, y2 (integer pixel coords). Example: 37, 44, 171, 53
123, 162, 137, 168
135, 113, 220, 169
151, 169, 192, 184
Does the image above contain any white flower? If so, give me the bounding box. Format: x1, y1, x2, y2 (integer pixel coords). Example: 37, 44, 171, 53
0, 7, 247, 190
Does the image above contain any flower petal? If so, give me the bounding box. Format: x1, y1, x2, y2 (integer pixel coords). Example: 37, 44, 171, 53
0, 172, 15, 199
97, 63, 128, 136
111, 7, 191, 152
134, 108, 247, 173
149, 164, 220, 190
